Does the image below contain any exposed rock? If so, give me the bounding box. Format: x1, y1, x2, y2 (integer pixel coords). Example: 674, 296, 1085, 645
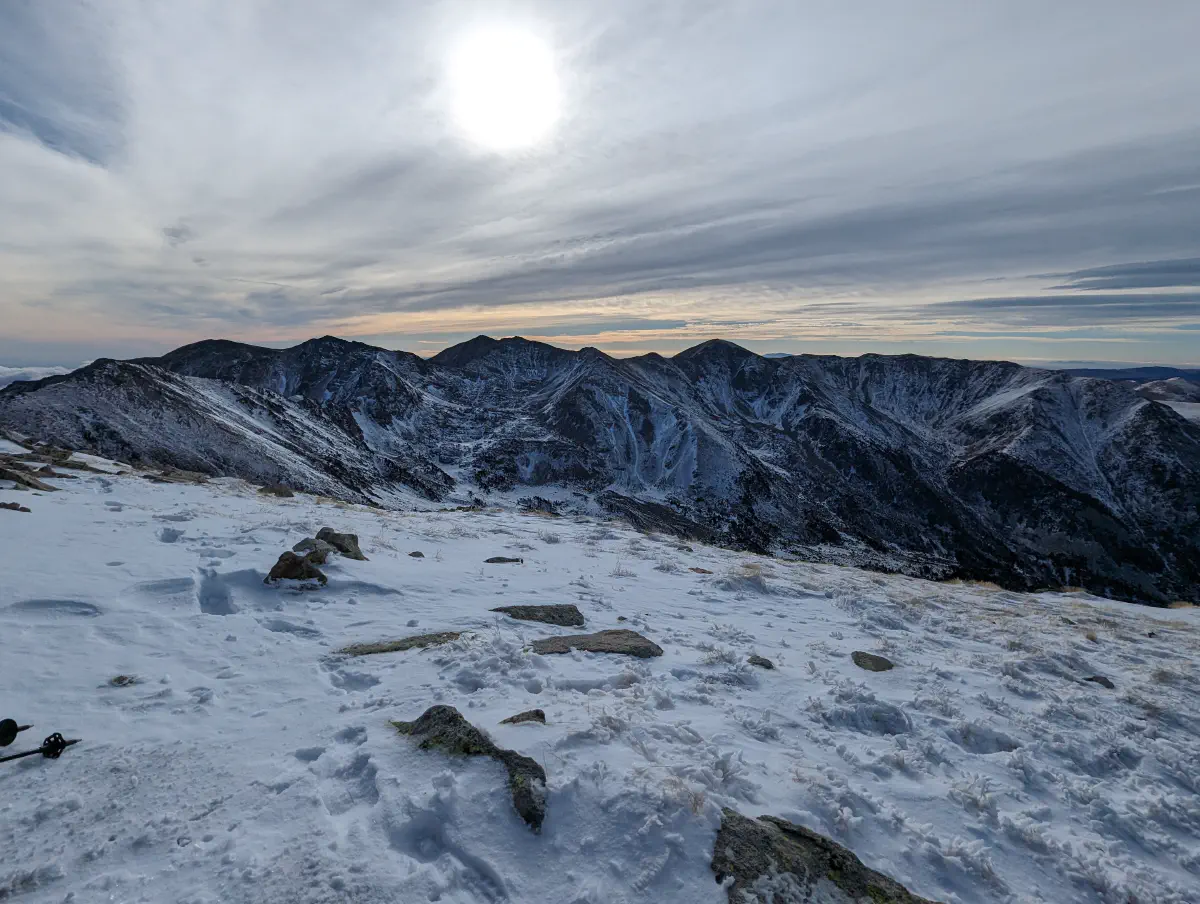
617, 615, 627, 622
500, 709, 546, 726
316, 527, 367, 560
748, 654, 775, 670
711, 808, 939, 903
491, 604, 585, 627
339, 631, 461, 656
292, 537, 337, 562
485, 556, 523, 564
392, 705, 546, 831
851, 651, 895, 672
109, 675, 138, 687
531, 629, 663, 658
1, 501, 31, 513
36, 465, 77, 479
1086, 674, 1116, 689
264, 551, 328, 586
0, 466, 56, 491
144, 467, 209, 485
258, 483, 294, 498
690, 567, 713, 574
408, 550, 425, 558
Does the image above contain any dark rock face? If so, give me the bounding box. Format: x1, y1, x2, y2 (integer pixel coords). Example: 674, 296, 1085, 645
339, 632, 460, 656
265, 551, 327, 586
748, 655, 775, 670
531, 629, 663, 658
316, 527, 367, 560
711, 808, 939, 903
5, 336, 1197, 604
851, 651, 895, 672
491, 604, 585, 627
392, 705, 547, 831
500, 709, 546, 725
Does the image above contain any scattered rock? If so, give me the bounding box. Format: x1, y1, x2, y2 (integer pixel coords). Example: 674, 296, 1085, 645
748, 654, 775, 670
491, 604, 585, 627
339, 631, 461, 656
316, 527, 367, 560
500, 709, 546, 726
264, 551, 328, 586
711, 808, 939, 903
292, 538, 337, 566
851, 651, 895, 672
392, 705, 546, 831
689, 567, 713, 574
0, 501, 31, 513
485, 556, 523, 564
258, 483, 294, 498
0, 466, 56, 491
109, 675, 138, 687
1086, 675, 1115, 689
408, 550, 425, 558
531, 629, 663, 658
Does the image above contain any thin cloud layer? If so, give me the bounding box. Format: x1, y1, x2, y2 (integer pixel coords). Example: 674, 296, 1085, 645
1, 1, 1199, 365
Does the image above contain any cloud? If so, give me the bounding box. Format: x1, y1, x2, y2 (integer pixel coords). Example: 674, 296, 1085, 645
2, 1, 1200, 364
0, 364, 74, 388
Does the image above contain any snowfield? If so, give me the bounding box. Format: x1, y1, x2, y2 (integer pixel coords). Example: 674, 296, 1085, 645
2, 460, 1199, 904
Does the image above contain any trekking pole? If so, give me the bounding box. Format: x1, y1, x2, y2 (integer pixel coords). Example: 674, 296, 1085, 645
0, 718, 32, 747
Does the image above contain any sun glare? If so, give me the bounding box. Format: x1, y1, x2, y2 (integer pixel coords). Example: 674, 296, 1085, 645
449, 26, 561, 151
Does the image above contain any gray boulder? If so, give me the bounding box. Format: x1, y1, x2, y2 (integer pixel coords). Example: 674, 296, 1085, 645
711, 808, 939, 903
485, 556, 523, 564
501, 709, 546, 726
316, 527, 367, 560
408, 550, 425, 558
531, 629, 663, 658
265, 551, 327, 586
293, 537, 337, 565
748, 654, 775, 670
339, 631, 461, 656
392, 705, 546, 831
851, 651, 895, 672
491, 604, 585, 627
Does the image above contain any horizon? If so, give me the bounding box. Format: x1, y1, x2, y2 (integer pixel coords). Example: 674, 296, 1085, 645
3, 3, 1199, 368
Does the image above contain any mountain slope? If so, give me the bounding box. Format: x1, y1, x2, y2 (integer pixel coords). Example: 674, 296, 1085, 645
3, 337, 1198, 604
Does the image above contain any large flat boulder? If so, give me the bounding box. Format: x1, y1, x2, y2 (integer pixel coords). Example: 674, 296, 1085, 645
491, 604, 585, 627
711, 808, 939, 903
264, 551, 327, 586
531, 629, 662, 658
392, 705, 546, 831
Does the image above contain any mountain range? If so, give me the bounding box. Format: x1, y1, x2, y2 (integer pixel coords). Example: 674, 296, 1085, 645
2, 335, 1197, 605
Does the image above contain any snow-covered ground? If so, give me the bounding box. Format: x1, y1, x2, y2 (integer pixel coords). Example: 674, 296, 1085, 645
2, 460, 1198, 904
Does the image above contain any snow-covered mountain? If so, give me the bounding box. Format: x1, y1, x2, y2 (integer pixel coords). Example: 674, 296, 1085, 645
2, 336, 1198, 605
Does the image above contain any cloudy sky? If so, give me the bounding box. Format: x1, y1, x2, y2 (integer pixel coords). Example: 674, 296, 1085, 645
2, 1, 1199, 368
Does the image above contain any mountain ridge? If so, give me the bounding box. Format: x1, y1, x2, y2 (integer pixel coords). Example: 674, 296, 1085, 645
3, 336, 1197, 605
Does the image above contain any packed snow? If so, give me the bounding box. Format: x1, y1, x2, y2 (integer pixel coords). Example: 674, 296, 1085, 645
2, 460, 1198, 903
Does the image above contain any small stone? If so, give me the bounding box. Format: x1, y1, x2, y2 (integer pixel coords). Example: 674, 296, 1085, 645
408, 551, 425, 558
851, 651, 894, 672
1147, 631, 1157, 638
264, 551, 327, 586
747, 654, 775, 670
531, 629, 663, 659
1086, 675, 1115, 689
339, 632, 461, 656
0, 501, 31, 513
689, 567, 713, 574
485, 556, 523, 564
617, 616, 627, 622
316, 527, 367, 560
491, 604, 584, 627
392, 705, 546, 831
500, 709, 546, 726
109, 675, 138, 687
258, 483, 294, 498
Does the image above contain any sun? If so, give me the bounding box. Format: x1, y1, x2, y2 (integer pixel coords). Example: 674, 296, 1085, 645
449, 26, 561, 151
